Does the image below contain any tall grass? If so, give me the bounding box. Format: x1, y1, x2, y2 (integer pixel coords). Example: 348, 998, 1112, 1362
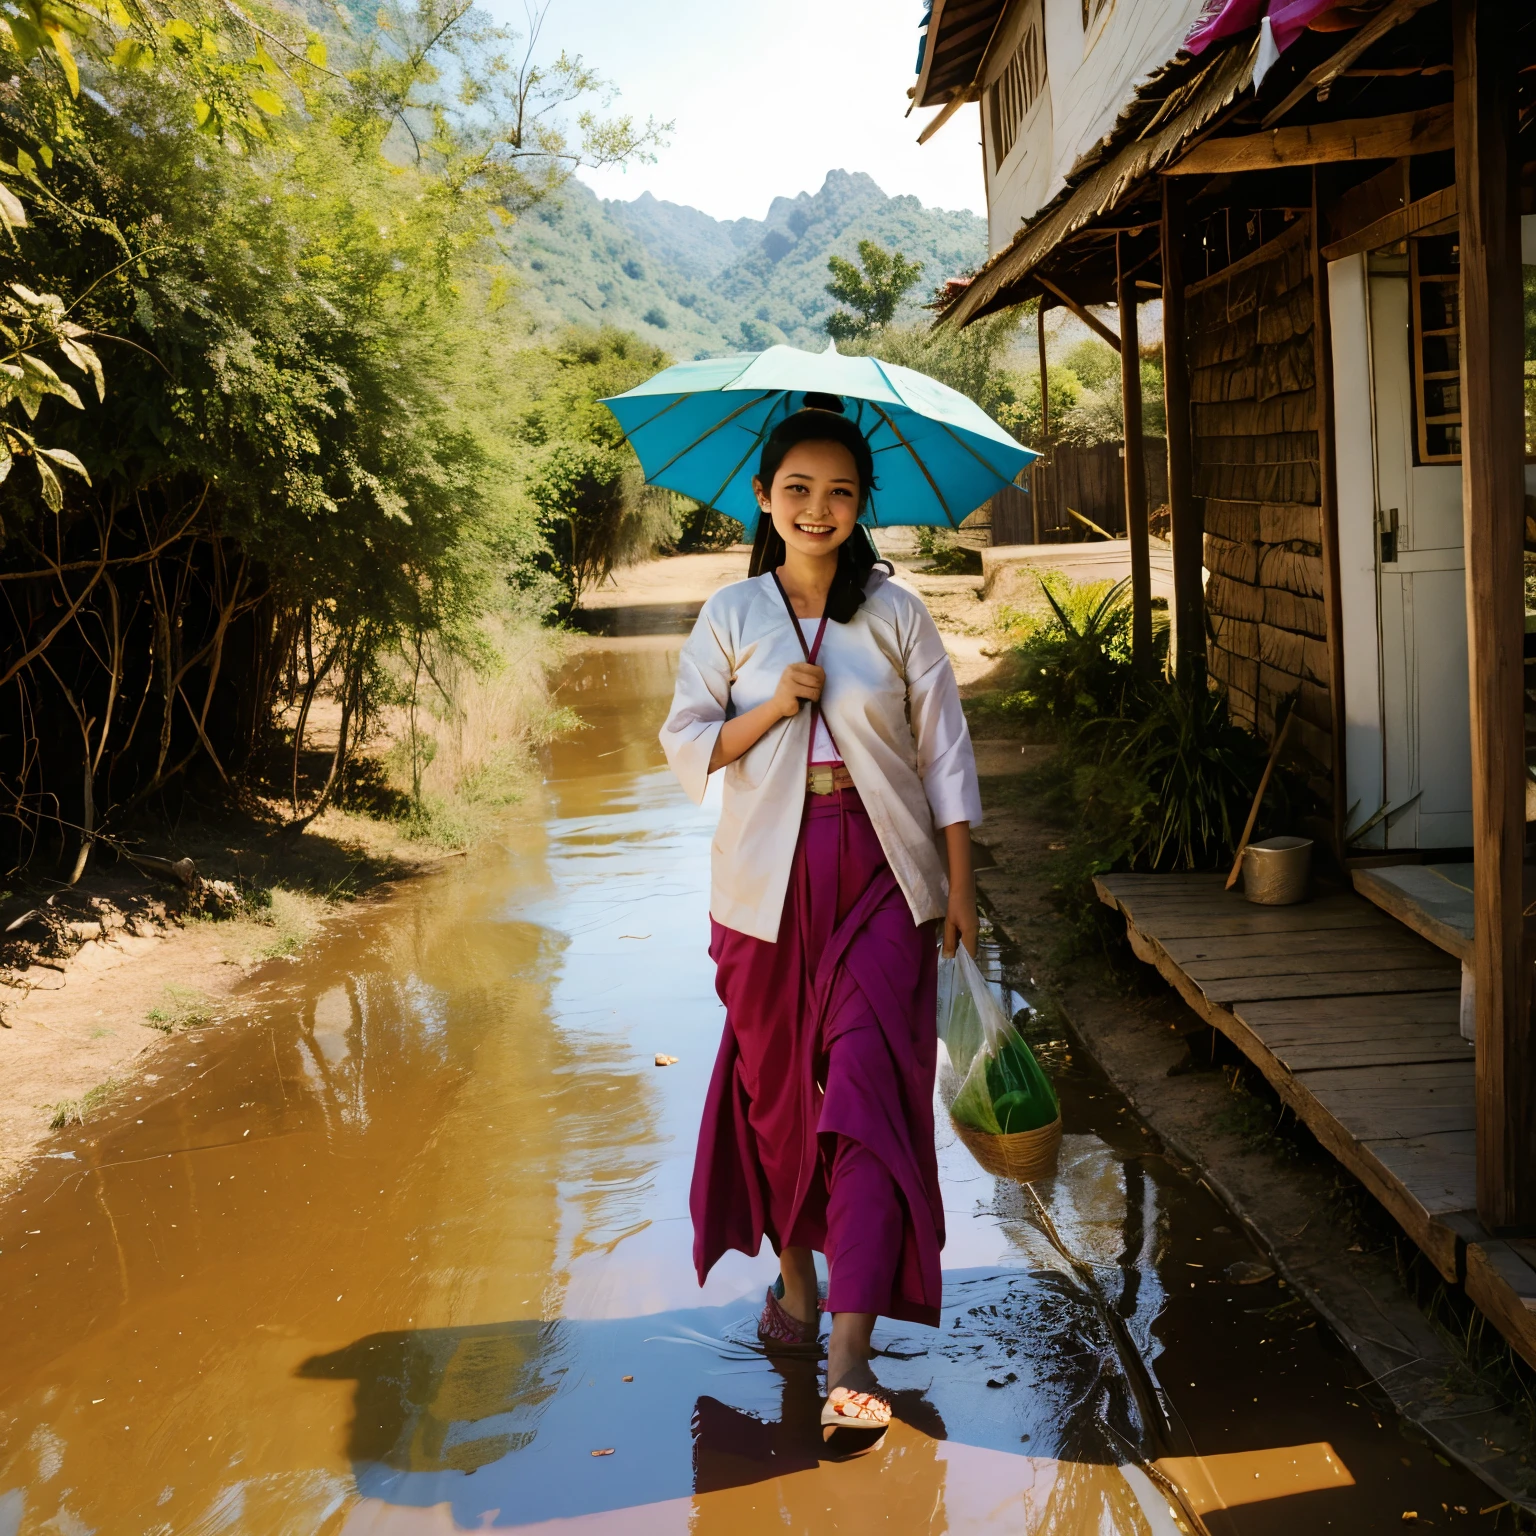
379, 618, 579, 846
418, 622, 575, 802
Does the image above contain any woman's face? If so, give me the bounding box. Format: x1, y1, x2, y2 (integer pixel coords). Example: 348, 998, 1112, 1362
754, 440, 861, 560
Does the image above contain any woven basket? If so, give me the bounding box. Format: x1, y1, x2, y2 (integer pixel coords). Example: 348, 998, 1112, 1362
950, 1113, 1062, 1183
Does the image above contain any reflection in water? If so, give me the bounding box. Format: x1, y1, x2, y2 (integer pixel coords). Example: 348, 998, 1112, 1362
296, 1273, 1184, 1529
1156, 1445, 1355, 1515
300, 1322, 567, 1476
691, 1361, 828, 1494
0, 638, 1501, 1534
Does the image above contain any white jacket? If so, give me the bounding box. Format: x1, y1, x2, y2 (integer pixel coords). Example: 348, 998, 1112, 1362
660, 568, 982, 942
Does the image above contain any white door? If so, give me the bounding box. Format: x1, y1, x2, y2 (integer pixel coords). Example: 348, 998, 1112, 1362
1366, 262, 1473, 849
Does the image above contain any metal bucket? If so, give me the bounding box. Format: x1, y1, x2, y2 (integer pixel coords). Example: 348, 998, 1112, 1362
1242, 836, 1312, 905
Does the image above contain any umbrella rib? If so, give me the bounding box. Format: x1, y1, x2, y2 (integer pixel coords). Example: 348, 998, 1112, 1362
934, 418, 1032, 484
702, 423, 775, 518
863, 400, 956, 526
867, 356, 1024, 482
643, 391, 778, 483
611, 390, 695, 442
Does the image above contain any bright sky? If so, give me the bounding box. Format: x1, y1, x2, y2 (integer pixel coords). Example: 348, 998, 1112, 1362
491, 0, 987, 220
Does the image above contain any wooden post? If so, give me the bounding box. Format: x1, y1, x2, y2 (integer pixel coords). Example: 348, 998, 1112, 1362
1161, 179, 1201, 678
1454, 0, 1532, 1231
1035, 299, 1048, 544
1311, 173, 1349, 865
1118, 231, 1153, 672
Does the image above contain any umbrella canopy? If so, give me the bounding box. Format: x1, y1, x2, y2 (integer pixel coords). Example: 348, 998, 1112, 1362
600, 342, 1037, 532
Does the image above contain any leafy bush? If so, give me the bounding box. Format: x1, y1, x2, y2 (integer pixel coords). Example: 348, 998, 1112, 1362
516, 326, 679, 608
0, 3, 664, 868
913, 527, 982, 575
1075, 682, 1276, 871
1061, 339, 1120, 393
1004, 573, 1297, 873
672, 503, 744, 553
1053, 339, 1167, 446
1005, 575, 1140, 726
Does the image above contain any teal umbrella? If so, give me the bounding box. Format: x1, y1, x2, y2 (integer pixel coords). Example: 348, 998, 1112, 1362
600, 342, 1037, 532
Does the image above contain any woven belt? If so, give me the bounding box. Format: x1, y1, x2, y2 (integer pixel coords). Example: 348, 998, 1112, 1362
807, 764, 856, 795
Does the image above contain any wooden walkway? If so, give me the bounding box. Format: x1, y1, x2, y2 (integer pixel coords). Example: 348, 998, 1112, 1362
1094, 871, 1536, 1369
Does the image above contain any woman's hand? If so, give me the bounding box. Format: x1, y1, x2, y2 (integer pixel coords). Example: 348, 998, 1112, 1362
942, 822, 978, 957
708, 663, 826, 773
944, 881, 978, 958
771, 662, 824, 720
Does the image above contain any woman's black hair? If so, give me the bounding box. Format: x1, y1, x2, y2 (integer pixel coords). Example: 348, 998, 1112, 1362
747, 406, 890, 623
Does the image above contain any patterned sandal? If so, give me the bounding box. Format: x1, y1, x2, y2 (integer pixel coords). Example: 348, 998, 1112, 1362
820, 1375, 892, 1438
757, 1278, 821, 1355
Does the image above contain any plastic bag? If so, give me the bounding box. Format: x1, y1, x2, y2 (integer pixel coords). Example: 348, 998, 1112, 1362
936, 945, 1058, 1137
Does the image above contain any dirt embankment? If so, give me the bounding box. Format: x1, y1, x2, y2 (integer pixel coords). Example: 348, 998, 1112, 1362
0, 808, 469, 1188
1, 618, 567, 1188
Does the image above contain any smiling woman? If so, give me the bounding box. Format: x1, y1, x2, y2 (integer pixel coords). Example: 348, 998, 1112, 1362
660, 404, 982, 1442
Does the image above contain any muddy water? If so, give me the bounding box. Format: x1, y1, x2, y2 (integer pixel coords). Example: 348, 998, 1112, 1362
0, 636, 1501, 1535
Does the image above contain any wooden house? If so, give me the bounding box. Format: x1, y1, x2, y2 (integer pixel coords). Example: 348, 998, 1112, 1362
912, 0, 1536, 1371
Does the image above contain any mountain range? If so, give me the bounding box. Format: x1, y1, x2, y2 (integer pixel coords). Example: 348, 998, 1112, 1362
503, 170, 989, 357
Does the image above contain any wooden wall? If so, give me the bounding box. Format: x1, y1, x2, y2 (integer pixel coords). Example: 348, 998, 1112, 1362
991, 438, 1169, 544
988, 484, 1034, 544
1189, 215, 1333, 791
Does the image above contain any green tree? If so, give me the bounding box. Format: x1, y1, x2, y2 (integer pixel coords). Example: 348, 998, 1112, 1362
824, 239, 925, 341
516, 326, 677, 608
340, 0, 667, 226
1054, 339, 1166, 446
1060, 337, 1118, 393
0, 0, 663, 868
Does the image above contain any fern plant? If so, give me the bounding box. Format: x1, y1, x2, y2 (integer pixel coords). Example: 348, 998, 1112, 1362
1116, 680, 1275, 870
1008, 574, 1141, 726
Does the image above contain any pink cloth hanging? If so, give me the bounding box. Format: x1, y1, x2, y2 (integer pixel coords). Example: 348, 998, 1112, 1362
1186, 0, 1339, 56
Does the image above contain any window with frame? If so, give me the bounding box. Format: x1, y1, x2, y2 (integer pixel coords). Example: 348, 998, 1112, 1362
1407, 228, 1536, 465
1410, 233, 1461, 463
987, 9, 1046, 171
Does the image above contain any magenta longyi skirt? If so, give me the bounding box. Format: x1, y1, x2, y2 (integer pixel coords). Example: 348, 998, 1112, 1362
690, 789, 944, 1326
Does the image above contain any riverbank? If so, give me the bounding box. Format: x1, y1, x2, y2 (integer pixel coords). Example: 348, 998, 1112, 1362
0, 804, 480, 1189
0, 619, 568, 1189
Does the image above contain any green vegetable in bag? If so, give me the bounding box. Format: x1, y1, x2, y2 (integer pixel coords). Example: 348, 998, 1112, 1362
938, 946, 1058, 1137
949, 1049, 1003, 1134
987, 1037, 1058, 1134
